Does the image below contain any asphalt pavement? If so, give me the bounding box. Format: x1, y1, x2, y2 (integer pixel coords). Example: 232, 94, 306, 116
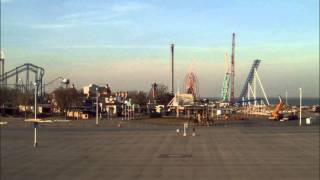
1, 117, 319, 180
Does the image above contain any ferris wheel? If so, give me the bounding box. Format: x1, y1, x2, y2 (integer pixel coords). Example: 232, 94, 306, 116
184, 71, 199, 98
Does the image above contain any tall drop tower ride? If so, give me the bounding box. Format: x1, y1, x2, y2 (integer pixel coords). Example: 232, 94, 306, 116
230, 33, 236, 105
171, 44, 174, 95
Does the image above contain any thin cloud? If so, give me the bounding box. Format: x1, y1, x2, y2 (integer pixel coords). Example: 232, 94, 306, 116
31, 24, 74, 29
65, 44, 166, 49
28, 2, 152, 30
63, 44, 226, 50
61, 10, 102, 21
111, 2, 150, 14
60, 2, 152, 26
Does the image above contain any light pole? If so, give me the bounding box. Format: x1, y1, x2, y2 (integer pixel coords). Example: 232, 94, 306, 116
285, 88, 288, 105
299, 88, 302, 126
34, 82, 38, 148
96, 87, 99, 126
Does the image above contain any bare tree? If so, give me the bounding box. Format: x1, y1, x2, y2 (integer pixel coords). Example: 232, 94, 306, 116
128, 91, 148, 106
0, 87, 11, 106
16, 91, 33, 119
0, 87, 20, 106
154, 84, 173, 105
51, 87, 82, 118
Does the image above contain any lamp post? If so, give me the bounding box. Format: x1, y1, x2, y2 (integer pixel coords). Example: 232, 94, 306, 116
285, 88, 288, 105
96, 87, 99, 126
299, 88, 302, 126
33, 82, 38, 148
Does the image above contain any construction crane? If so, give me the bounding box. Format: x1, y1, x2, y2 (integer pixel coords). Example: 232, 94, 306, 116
269, 96, 284, 120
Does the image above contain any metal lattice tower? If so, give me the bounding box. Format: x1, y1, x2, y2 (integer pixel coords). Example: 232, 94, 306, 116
239, 59, 261, 99
220, 75, 231, 102
229, 33, 236, 105
220, 53, 231, 102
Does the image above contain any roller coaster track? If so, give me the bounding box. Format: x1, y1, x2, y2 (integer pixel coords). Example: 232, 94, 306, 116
0, 63, 45, 95
43, 76, 64, 93
238, 60, 261, 100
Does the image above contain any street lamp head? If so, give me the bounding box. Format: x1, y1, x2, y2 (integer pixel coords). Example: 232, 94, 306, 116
34, 82, 37, 86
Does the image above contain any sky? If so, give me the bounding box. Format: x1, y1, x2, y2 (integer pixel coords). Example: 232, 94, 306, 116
1, 0, 319, 97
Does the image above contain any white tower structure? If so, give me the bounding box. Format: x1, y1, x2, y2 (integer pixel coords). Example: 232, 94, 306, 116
0, 50, 5, 85
247, 68, 270, 106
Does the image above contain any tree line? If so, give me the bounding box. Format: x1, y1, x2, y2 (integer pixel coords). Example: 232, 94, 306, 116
0, 83, 173, 114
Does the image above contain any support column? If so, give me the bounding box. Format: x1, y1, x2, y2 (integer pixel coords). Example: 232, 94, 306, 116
26, 66, 29, 91
15, 69, 19, 89
253, 69, 257, 106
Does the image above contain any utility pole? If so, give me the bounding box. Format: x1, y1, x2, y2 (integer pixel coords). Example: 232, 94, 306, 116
230, 33, 236, 105
171, 44, 174, 95
96, 87, 99, 126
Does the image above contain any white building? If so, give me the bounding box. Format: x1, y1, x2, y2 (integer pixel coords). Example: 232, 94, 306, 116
83, 84, 112, 97
83, 84, 100, 97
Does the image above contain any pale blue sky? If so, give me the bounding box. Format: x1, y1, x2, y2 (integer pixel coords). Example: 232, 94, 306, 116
1, 0, 319, 97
